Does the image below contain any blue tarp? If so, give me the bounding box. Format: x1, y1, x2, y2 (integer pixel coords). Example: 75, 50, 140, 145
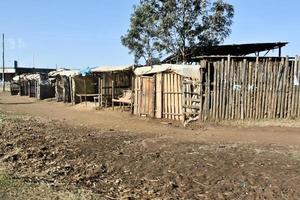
80, 67, 92, 76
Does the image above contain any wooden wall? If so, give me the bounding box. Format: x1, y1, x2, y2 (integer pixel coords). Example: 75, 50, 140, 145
134, 72, 183, 120
183, 56, 300, 122
99, 71, 132, 105
134, 76, 155, 117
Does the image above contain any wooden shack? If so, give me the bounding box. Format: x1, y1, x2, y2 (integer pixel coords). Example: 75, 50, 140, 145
91, 65, 134, 107
133, 64, 200, 120
49, 69, 80, 103
71, 75, 99, 104
15, 73, 55, 100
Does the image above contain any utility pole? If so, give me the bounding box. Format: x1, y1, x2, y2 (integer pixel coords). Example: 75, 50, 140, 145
2, 33, 5, 92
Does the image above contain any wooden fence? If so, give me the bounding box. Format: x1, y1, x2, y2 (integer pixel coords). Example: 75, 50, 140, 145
183, 56, 300, 121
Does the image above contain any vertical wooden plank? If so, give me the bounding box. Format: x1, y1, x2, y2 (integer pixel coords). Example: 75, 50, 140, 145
256, 59, 262, 119
151, 76, 155, 117
163, 73, 167, 119
231, 59, 236, 119
224, 59, 229, 119
236, 61, 241, 119
271, 59, 277, 118
155, 73, 162, 118
199, 68, 204, 120
167, 73, 171, 119
253, 57, 258, 119
296, 56, 300, 117
221, 59, 226, 119
267, 59, 272, 118
247, 61, 251, 118
170, 73, 175, 120
288, 58, 294, 118
233, 61, 237, 119
262, 60, 267, 118
215, 61, 220, 120
178, 75, 183, 121
98, 77, 101, 108
229, 59, 234, 119
207, 62, 211, 120
258, 59, 263, 119
203, 63, 207, 120
290, 58, 295, 117
139, 77, 143, 116
241, 59, 246, 119
181, 78, 186, 122
283, 57, 289, 118
287, 58, 292, 118
292, 56, 299, 117
262, 59, 268, 118
251, 60, 256, 119
146, 78, 150, 116
280, 57, 286, 118
174, 74, 179, 120
276, 59, 284, 118
213, 62, 217, 120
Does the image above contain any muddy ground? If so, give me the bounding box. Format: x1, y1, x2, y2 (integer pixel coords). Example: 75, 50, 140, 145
1, 111, 300, 200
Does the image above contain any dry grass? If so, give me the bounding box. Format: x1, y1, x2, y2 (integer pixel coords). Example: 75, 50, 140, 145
0, 168, 100, 200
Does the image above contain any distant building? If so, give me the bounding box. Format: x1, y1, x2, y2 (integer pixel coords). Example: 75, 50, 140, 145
0, 61, 55, 82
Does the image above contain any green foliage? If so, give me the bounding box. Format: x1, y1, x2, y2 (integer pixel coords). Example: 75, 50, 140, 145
121, 0, 162, 65
122, 0, 234, 64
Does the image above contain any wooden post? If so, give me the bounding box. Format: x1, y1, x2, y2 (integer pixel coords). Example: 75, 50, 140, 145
181, 79, 186, 122
288, 57, 294, 118
296, 56, 300, 117
98, 77, 101, 108
84, 79, 87, 106
221, 59, 226, 119
292, 56, 299, 117
155, 73, 162, 118
179, 75, 183, 121
134, 77, 138, 115
112, 80, 114, 110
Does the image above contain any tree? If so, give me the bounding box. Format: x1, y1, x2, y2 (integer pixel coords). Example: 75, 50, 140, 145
121, 0, 161, 65
122, 0, 234, 64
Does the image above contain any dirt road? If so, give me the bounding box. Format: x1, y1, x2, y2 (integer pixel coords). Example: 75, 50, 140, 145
1, 92, 300, 199
0, 92, 300, 146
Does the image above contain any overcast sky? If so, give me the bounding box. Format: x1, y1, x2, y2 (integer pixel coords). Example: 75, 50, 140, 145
0, 0, 299, 69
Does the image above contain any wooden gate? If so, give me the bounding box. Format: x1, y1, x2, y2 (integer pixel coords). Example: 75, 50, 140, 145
134, 76, 155, 117
162, 73, 183, 120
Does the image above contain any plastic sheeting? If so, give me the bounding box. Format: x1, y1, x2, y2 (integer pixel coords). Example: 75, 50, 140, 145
134, 64, 201, 80
80, 67, 92, 76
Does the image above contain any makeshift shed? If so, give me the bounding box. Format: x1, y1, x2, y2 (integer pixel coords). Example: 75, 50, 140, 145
91, 65, 134, 107
15, 73, 55, 100
133, 64, 201, 120
49, 69, 80, 103
71, 75, 99, 104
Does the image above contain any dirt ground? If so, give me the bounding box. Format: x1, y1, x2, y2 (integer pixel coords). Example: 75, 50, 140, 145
1, 92, 300, 199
